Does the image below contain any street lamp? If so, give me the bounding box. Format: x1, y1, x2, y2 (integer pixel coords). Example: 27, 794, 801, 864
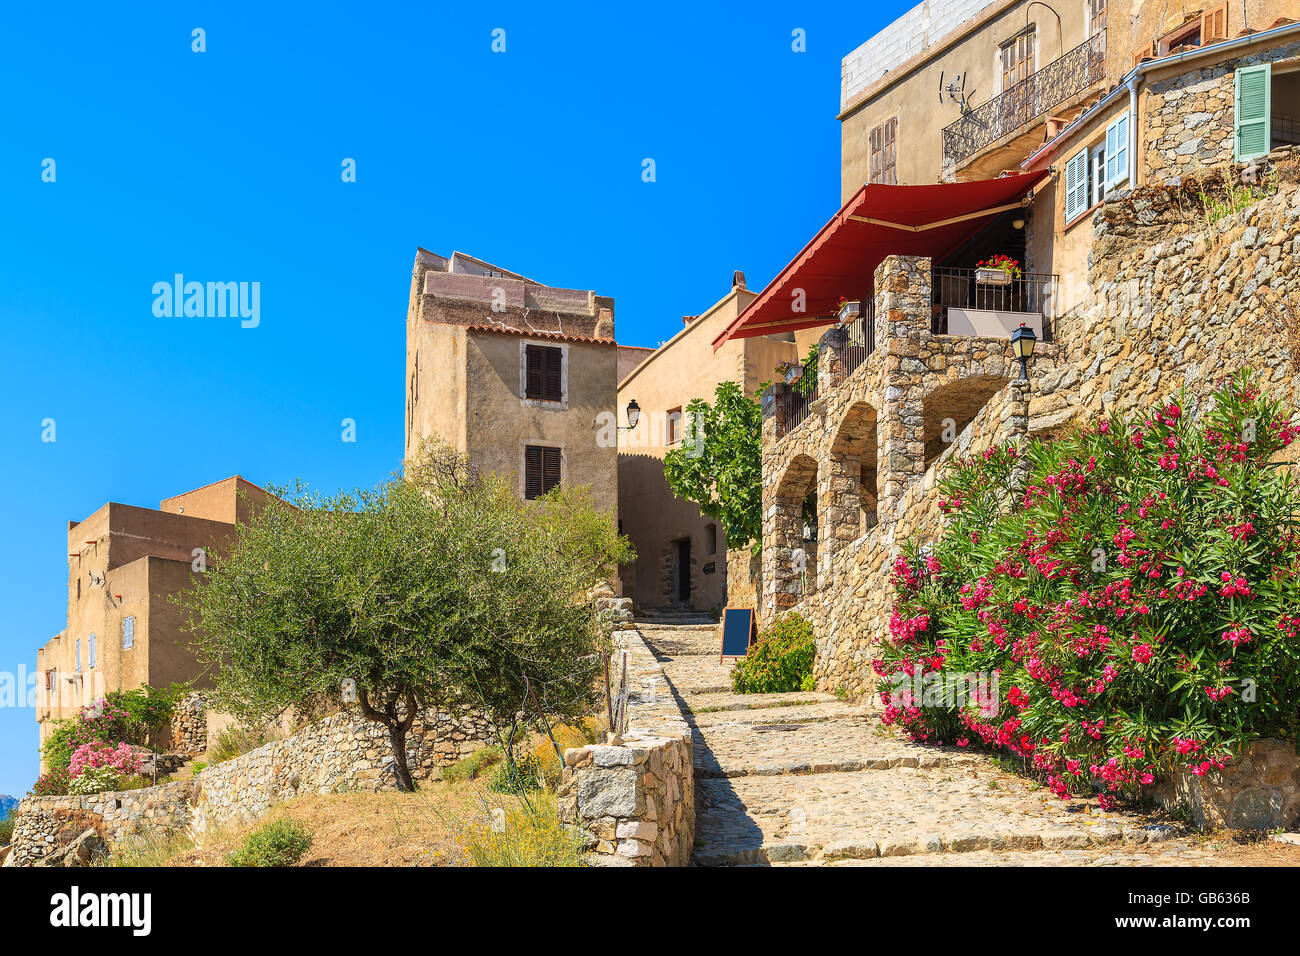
1010, 324, 1037, 381
623, 399, 640, 430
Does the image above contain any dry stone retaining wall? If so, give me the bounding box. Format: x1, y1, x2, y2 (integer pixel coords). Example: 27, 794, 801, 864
557, 628, 694, 866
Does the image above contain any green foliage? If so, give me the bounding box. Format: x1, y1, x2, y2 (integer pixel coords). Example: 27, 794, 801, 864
879, 370, 1300, 803
104, 684, 186, 742
462, 793, 585, 867
441, 746, 503, 783
0, 807, 16, 846
663, 381, 763, 549
30, 768, 70, 797
178, 440, 631, 791
731, 613, 817, 694
207, 726, 276, 765
487, 750, 543, 794
68, 765, 122, 796
227, 819, 314, 867
39, 684, 183, 778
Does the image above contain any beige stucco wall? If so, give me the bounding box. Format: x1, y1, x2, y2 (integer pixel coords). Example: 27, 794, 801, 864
462, 331, 618, 505
839, 0, 1091, 195
616, 286, 797, 611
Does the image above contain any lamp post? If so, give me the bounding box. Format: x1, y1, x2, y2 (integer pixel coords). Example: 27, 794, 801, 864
623, 399, 640, 430
1010, 324, 1037, 381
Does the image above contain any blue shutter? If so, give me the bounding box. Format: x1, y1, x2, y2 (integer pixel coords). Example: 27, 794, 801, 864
89, 633, 96, 668
1065, 148, 1089, 221
1235, 63, 1272, 162
123, 616, 135, 649
75, 639, 81, 672
1105, 111, 1129, 189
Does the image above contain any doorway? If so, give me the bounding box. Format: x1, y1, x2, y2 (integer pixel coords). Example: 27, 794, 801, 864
675, 538, 692, 603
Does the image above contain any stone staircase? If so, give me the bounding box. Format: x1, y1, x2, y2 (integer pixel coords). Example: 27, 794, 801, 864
636, 621, 1239, 867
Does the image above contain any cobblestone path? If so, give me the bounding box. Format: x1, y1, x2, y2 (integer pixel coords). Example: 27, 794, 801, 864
639, 622, 1249, 867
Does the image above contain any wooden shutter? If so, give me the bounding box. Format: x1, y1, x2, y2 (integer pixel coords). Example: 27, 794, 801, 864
1200, 3, 1229, 44
525, 345, 543, 399
525, 445, 543, 499
542, 447, 561, 494
869, 125, 883, 183
883, 118, 897, 185
1235, 63, 1272, 162
1105, 110, 1129, 189
542, 347, 562, 401
1065, 148, 1089, 222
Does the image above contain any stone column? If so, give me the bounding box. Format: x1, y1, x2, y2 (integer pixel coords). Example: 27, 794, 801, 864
817, 325, 847, 392
875, 255, 932, 531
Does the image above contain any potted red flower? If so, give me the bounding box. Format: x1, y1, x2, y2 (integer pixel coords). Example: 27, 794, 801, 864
975, 254, 1022, 286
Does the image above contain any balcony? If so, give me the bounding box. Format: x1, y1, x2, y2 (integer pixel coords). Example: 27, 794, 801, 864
932, 267, 1056, 341
942, 31, 1105, 170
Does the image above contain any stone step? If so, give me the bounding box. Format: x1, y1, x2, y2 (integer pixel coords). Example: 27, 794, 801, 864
691, 769, 1183, 866
693, 748, 981, 779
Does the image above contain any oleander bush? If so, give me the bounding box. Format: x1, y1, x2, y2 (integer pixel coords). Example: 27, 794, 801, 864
731, 613, 817, 694
877, 371, 1300, 808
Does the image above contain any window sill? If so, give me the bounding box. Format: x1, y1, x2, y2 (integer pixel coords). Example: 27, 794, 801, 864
1065, 201, 1104, 232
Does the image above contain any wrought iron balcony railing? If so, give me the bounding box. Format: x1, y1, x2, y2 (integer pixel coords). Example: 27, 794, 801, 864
942, 30, 1105, 168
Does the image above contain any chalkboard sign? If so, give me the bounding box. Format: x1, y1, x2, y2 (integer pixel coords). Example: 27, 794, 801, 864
720, 607, 758, 661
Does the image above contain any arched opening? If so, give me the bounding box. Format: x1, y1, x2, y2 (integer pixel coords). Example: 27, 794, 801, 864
773, 453, 819, 604
829, 401, 879, 540
921, 375, 1009, 470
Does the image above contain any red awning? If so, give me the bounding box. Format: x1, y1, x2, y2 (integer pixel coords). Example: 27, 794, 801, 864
712, 171, 1049, 349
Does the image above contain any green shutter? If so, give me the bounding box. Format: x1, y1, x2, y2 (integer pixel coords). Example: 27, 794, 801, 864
1235, 63, 1272, 162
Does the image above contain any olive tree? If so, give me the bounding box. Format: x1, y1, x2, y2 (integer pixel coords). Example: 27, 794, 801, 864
178, 442, 632, 791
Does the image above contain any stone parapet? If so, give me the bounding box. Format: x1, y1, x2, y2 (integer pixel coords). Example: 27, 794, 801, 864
557, 628, 694, 866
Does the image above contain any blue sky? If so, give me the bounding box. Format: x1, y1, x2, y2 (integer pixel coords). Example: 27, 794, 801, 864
0, 0, 910, 793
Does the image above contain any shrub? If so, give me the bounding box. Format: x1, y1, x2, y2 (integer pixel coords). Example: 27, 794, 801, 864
440, 746, 502, 783
731, 613, 817, 694
877, 371, 1300, 808
29, 767, 70, 797
41, 700, 139, 773
487, 751, 543, 794
227, 819, 313, 867
462, 793, 585, 867
0, 808, 15, 846
68, 765, 123, 796
69, 742, 142, 781
208, 726, 274, 765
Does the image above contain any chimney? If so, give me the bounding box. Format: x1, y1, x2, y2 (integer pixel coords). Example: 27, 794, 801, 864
732, 270, 747, 290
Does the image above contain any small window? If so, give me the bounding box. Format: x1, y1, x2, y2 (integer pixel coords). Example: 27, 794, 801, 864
89, 633, 96, 669
1091, 145, 1107, 208
666, 407, 683, 445
1087, 0, 1106, 37
75, 639, 81, 672
524, 344, 563, 402
705, 524, 717, 556
868, 117, 898, 185
524, 445, 562, 500
1000, 28, 1036, 92
1105, 110, 1130, 190
45, 669, 55, 693
1064, 147, 1089, 222
123, 616, 135, 649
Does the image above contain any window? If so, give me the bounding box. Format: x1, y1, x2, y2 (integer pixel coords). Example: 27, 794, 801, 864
705, 524, 717, 556
1104, 110, 1130, 190
524, 344, 563, 402
1156, 5, 1227, 57
869, 117, 897, 184
88, 633, 96, 669
666, 407, 683, 445
1087, 0, 1106, 37
45, 669, 55, 693
75, 639, 81, 672
1000, 28, 1036, 92
123, 616, 135, 649
524, 445, 561, 499
1235, 63, 1272, 163
1065, 141, 1111, 224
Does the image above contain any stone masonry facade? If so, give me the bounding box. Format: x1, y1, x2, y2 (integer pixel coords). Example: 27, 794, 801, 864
558, 627, 694, 866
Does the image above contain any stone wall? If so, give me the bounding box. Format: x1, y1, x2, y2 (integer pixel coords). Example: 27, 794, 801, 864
192, 707, 494, 833
557, 628, 694, 866
1144, 39, 1300, 185
1155, 738, 1300, 830
167, 691, 207, 755
2, 779, 195, 867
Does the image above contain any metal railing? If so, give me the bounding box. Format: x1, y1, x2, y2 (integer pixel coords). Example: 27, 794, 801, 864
1274, 113, 1300, 147
942, 30, 1105, 168
775, 378, 818, 440
839, 303, 877, 383
932, 266, 1057, 339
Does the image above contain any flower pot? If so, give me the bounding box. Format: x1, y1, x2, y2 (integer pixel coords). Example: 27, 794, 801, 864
837, 300, 861, 324
975, 267, 1013, 286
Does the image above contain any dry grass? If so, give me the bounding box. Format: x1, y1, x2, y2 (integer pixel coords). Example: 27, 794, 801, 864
159, 781, 549, 867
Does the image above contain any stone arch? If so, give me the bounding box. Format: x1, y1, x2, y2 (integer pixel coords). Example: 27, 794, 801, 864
770, 453, 819, 610
826, 400, 879, 545
921, 374, 1010, 470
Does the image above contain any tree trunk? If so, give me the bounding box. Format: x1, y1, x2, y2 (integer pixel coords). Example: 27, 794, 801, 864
387, 721, 415, 792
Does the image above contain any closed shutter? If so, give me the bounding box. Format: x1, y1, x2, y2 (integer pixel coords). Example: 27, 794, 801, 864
1235, 63, 1272, 162
1105, 111, 1129, 189
89, 633, 96, 668
1065, 147, 1089, 222
1200, 3, 1228, 44
123, 616, 134, 649
882, 118, 897, 185
524, 445, 561, 499
525, 344, 563, 401
542, 447, 561, 493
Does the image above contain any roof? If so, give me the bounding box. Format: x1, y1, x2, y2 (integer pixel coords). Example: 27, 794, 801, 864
712, 171, 1048, 349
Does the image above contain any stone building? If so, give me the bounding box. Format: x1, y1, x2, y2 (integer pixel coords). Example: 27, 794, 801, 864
35, 476, 276, 757
615, 272, 804, 612
404, 249, 619, 507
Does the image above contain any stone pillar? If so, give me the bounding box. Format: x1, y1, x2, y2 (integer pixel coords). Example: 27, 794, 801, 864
817, 325, 847, 392
760, 385, 783, 624
875, 255, 932, 530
